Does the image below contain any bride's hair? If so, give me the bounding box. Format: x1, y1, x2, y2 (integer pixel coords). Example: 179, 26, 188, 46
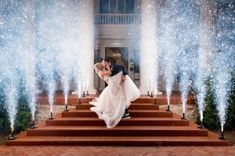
94, 63, 103, 73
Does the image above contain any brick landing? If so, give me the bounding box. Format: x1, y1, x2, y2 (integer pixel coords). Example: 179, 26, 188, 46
0, 146, 235, 156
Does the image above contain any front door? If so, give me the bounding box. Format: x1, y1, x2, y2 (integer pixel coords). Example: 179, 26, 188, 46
105, 47, 128, 74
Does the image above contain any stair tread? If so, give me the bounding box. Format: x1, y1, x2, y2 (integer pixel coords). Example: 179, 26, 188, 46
7, 135, 226, 142
81, 103, 157, 105
66, 109, 170, 113
48, 117, 182, 121
29, 126, 204, 130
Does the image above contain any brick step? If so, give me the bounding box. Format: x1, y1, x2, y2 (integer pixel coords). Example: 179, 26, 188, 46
62, 110, 173, 118
46, 117, 189, 126
5, 135, 229, 146
38, 96, 165, 105
133, 95, 195, 104
26, 126, 208, 136
37, 95, 95, 105
37, 95, 195, 105
156, 97, 195, 105
76, 103, 159, 110
132, 96, 156, 103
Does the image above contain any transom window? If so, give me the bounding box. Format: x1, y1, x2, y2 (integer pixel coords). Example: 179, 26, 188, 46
100, 0, 134, 13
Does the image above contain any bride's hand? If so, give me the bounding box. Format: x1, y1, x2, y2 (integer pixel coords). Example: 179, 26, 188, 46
122, 75, 126, 81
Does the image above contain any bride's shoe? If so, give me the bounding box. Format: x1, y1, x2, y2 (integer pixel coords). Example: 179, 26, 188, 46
122, 109, 131, 119
122, 113, 130, 119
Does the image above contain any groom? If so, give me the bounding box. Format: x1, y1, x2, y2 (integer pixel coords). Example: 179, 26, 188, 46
100, 58, 130, 119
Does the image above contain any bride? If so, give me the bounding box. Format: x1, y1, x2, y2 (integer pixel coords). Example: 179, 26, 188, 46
89, 62, 140, 128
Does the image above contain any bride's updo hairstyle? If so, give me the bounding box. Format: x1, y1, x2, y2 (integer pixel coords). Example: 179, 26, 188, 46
94, 63, 103, 73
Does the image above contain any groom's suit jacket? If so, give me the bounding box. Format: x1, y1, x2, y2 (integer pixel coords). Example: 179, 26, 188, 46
111, 64, 127, 76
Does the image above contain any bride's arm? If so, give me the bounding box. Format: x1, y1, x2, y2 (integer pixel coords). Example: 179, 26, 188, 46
99, 70, 111, 77
97, 70, 111, 79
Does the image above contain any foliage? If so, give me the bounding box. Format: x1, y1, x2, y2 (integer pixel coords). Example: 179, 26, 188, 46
0, 90, 31, 134
198, 73, 235, 131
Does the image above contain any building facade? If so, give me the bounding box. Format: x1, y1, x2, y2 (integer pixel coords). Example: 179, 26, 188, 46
94, 0, 142, 91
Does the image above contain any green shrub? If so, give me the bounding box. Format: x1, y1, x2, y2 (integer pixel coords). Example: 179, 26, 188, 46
0, 90, 31, 134
225, 72, 235, 130
14, 94, 31, 133
201, 78, 220, 130
0, 89, 10, 133
198, 73, 235, 131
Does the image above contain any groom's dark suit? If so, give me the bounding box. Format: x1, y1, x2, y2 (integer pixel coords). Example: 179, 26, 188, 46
111, 64, 127, 76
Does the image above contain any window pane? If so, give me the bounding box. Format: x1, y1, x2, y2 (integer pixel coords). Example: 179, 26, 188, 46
125, 0, 134, 13
118, 0, 125, 13
100, 0, 109, 13
110, 0, 117, 13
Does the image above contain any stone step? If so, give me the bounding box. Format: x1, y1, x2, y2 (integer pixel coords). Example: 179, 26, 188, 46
76, 103, 159, 110
6, 135, 229, 146
26, 126, 208, 136
61, 110, 173, 118
46, 117, 189, 126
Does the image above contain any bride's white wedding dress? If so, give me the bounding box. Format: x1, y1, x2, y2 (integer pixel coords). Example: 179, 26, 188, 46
89, 72, 140, 128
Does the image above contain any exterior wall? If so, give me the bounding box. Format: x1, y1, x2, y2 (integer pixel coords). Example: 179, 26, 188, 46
94, 0, 141, 90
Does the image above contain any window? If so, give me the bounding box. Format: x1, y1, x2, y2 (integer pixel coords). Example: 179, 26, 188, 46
110, 0, 117, 13
100, 0, 134, 14
118, 0, 125, 13
125, 0, 134, 13
100, 0, 109, 13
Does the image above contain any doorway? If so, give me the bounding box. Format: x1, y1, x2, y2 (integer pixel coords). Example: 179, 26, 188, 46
105, 47, 129, 73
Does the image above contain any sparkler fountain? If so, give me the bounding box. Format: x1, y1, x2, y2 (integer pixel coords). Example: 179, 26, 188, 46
140, 0, 159, 96
212, 1, 234, 139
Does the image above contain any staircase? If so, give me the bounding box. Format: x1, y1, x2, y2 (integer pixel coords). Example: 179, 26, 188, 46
6, 95, 229, 146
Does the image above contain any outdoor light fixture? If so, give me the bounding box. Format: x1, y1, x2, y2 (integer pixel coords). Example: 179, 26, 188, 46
166, 105, 170, 112
198, 121, 204, 129
30, 120, 37, 129
49, 112, 54, 120
219, 130, 225, 140
64, 104, 69, 112
181, 113, 186, 120
82, 91, 86, 97
8, 132, 16, 140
